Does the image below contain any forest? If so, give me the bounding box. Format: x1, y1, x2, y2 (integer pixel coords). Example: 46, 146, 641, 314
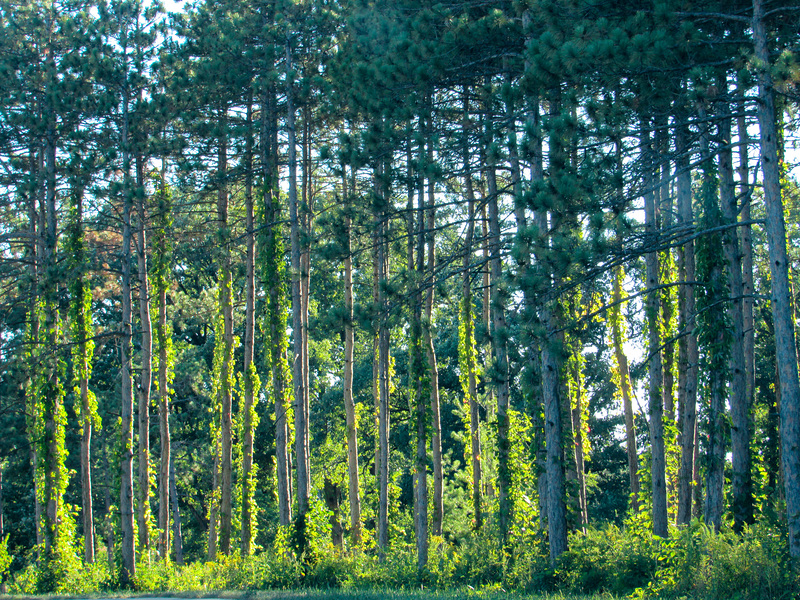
0, 0, 799, 596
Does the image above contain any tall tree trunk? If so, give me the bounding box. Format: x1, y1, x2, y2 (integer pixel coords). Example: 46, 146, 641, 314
698, 128, 726, 533
71, 185, 96, 563
136, 156, 153, 560
376, 156, 391, 553
154, 164, 172, 560
120, 80, 136, 586
753, 0, 800, 558
643, 123, 667, 538
241, 97, 258, 557
737, 75, 755, 447
485, 109, 511, 542
539, 244, 568, 562
287, 45, 310, 529
217, 112, 234, 556
342, 165, 362, 546
462, 92, 482, 529
676, 122, 699, 526
262, 84, 292, 528
422, 112, 443, 540
718, 86, 753, 532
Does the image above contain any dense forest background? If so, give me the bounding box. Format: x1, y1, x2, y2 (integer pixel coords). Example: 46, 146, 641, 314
1, 0, 799, 596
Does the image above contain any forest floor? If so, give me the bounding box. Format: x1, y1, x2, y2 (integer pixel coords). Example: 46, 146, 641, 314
0, 590, 616, 600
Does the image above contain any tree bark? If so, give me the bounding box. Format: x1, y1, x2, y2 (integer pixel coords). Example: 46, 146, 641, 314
342, 165, 362, 546
643, 123, 667, 538
287, 42, 310, 527
718, 88, 753, 532
485, 112, 511, 542
241, 97, 258, 557
462, 93, 483, 529
136, 156, 153, 560
676, 122, 699, 526
120, 71, 136, 585
753, 0, 800, 558
217, 112, 234, 556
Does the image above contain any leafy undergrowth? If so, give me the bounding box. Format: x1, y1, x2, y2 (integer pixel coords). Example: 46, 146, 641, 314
4, 518, 797, 600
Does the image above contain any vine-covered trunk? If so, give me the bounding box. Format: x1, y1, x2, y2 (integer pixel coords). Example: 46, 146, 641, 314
241, 97, 258, 557
217, 113, 234, 556
136, 156, 153, 560
462, 93, 482, 529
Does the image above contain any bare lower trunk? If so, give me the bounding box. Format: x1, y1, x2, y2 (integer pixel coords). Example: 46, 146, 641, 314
170, 450, 183, 564
486, 141, 511, 542
136, 157, 153, 561
157, 281, 170, 559
287, 45, 310, 524
718, 95, 753, 531
643, 124, 667, 538
676, 124, 699, 526
753, 0, 800, 558
120, 153, 136, 586
377, 158, 391, 552
462, 96, 483, 528
343, 194, 362, 544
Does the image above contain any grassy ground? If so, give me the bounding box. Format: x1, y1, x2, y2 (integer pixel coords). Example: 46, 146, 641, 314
0, 590, 617, 600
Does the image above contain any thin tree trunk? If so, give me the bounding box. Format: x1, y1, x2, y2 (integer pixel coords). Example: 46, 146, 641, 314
612, 266, 639, 512
737, 75, 756, 446
377, 155, 391, 553
217, 112, 234, 556
753, 0, 800, 558
342, 164, 362, 546
643, 123, 667, 538
718, 88, 753, 531
423, 113, 443, 540
120, 77, 136, 585
485, 111, 511, 542
73, 186, 96, 564
241, 97, 257, 557
170, 449, 183, 565
287, 45, 310, 526
136, 156, 153, 560
462, 92, 483, 529
676, 122, 699, 526
263, 84, 292, 528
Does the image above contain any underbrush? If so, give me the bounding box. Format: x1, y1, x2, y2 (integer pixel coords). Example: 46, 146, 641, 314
5, 518, 797, 599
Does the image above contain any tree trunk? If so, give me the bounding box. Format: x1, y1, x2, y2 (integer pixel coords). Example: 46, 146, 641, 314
287, 43, 310, 526
462, 93, 482, 529
120, 82, 136, 585
612, 265, 639, 512
643, 123, 667, 538
136, 156, 153, 560
217, 112, 234, 556
377, 157, 391, 553
154, 162, 172, 561
718, 89, 753, 531
241, 97, 258, 557
676, 122, 699, 526
342, 165, 362, 546
170, 449, 183, 565
485, 113, 511, 542
753, 0, 800, 558
262, 84, 292, 528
